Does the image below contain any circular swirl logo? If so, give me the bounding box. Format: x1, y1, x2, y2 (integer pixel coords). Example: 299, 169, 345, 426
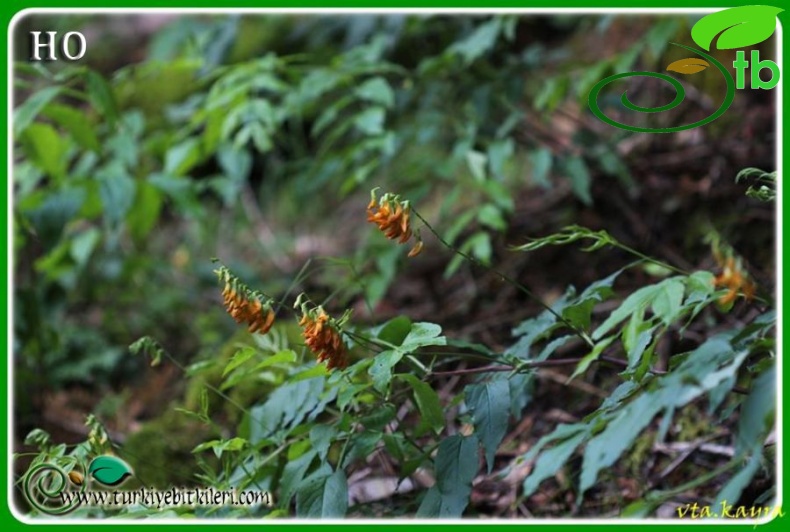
22, 460, 86, 516
587, 43, 735, 134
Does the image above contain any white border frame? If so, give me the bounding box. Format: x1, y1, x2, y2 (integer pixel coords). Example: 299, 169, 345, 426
6, 6, 783, 525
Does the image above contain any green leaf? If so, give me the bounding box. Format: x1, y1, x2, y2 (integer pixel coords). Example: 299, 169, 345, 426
506, 303, 562, 359
504, 372, 534, 417
593, 284, 660, 341
341, 431, 383, 469
523, 431, 587, 496
416, 486, 442, 517
530, 148, 553, 188
450, 18, 502, 64
535, 75, 569, 112
466, 231, 492, 264
562, 156, 592, 205
311, 96, 351, 137
465, 150, 487, 182
14, 86, 61, 135
376, 316, 412, 346
481, 179, 514, 211
105, 113, 142, 169
520, 424, 585, 469
69, 228, 100, 268
465, 380, 510, 472
85, 70, 119, 125
622, 307, 644, 355
217, 145, 252, 181
644, 18, 679, 58
219, 437, 247, 453
735, 364, 775, 455
562, 269, 621, 330
624, 327, 655, 374
487, 138, 514, 181
223, 348, 256, 377
337, 383, 367, 410
42, 103, 100, 152
193, 437, 248, 459
477, 204, 506, 231
652, 277, 685, 325
126, 181, 163, 243
88, 456, 133, 487
369, 350, 402, 393
309, 426, 336, 463
97, 162, 136, 227
354, 77, 394, 108
398, 374, 444, 435
360, 404, 396, 432
148, 173, 191, 198
321, 469, 349, 517
579, 339, 750, 498
714, 448, 763, 509
247, 377, 328, 445
683, 270, 716, 319
568, 336, 615, 381
165, 138, 202, 176
382, 433, 407, 463
290, 364, 329, 382
296, 467, 348, 517
580, 392, 664, 496
401, 322, 447, 351
251, 350, 297, 371
21, 123, 68, 179
691, 6, 783, 51
280, 450, 317, 508
433, 434, 479, 517
354, 107, 385, 135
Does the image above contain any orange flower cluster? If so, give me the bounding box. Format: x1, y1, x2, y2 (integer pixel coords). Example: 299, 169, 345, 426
217, 266, 276, 335
713, 255, 756, 306
300, 308, 347, 370
367, 189, 423, 257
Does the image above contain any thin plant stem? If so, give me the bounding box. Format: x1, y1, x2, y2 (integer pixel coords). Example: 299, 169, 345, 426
646, 459, 741, 501
614, 242, 689, 276
411, 209, 595, 348
427, 357, 749, 395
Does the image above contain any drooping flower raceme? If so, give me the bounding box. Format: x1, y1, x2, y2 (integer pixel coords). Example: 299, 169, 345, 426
713, 255, 756, 305
367, 189, 423, 257
297, 300, 349, 370
216, 265, 276, 335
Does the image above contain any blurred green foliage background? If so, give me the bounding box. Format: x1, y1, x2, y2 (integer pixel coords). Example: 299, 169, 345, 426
12, 12, 775, 516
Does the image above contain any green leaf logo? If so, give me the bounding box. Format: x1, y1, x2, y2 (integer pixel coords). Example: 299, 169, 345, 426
691, 5, 783, 51
88, 456, 133, 486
